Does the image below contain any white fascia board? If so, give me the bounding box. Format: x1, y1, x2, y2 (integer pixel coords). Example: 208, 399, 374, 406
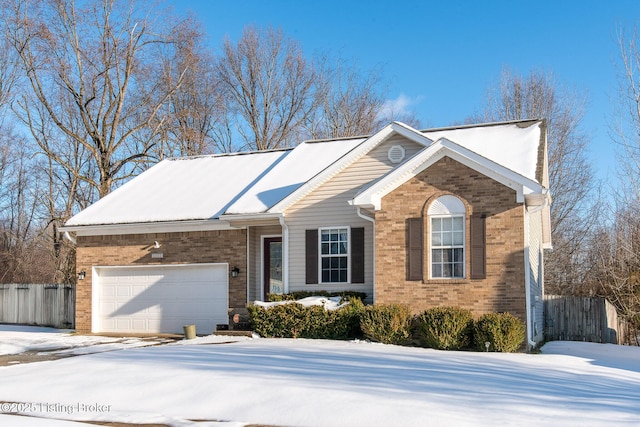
219, 212, 283, 222
59, 219, 238, 237
352, 138, 543, 210
220, 212, 283, 227
389, 121, 434, 147
268, 122, 433, 213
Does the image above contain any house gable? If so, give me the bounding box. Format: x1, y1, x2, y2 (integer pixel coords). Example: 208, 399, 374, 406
375, 155, 527, 321
353, 137, 544, 211
269, 122, 432, 214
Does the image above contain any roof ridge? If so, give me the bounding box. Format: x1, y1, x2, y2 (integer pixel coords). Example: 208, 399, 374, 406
166, 147, 293, 161
420, 119, 542, 133
299, 119, 542, 145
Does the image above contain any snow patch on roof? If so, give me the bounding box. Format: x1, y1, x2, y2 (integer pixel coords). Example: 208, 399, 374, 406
422, 122, 541, 182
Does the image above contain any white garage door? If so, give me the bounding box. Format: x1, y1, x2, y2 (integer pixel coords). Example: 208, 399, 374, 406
95, 264, 228, 334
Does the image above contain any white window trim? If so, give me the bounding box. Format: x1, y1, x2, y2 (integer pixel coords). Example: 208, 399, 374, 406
428, 195, 466, 280
318, 226, 351, 284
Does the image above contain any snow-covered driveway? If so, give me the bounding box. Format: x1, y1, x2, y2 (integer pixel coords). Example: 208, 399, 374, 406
0, 326, 638, 427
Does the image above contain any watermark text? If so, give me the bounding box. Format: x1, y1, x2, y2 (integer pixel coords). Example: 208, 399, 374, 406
1, 401, 112, 414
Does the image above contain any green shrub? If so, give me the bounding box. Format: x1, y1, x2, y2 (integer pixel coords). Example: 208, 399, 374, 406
417, 306, 474, 350
474, 312, 525, 352
268, 291, 367, 302
359, 304, 412, 345
248, 298, 364, 340
328, 299, 365, 339
248, 303, 306, 338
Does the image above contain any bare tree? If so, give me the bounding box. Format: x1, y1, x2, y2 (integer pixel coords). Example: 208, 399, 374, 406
613, 25, 640, 199
0, 132, 50, 283
0, 12, 48, 283
216, 26, 316, 150
587, 205, 640, 344
304, 57, 386, 139
7, 0, 192, 198
475, 68, 599, 294
589, 25, 640, 342
152, 17, 231, 158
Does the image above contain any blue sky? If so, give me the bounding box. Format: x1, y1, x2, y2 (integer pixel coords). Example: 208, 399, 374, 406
171, 0, 640, 183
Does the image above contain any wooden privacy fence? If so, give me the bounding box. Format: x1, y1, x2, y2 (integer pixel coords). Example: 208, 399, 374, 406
0, 284, 75, 329
544, 295, 626, 344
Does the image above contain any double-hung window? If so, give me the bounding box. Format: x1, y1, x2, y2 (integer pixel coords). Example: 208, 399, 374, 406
320, 227, 349, 283
428, 195, 466, 279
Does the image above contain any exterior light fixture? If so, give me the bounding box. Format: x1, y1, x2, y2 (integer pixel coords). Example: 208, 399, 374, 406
153, 241, 160, 249
78, 270, 86, 281
231, 267, 240, 278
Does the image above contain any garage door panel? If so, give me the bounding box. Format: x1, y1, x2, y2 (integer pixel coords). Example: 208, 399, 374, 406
96, 264, 228, 334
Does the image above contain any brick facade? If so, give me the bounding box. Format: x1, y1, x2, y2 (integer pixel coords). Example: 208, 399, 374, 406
375, 156, 527, 322
75, 229, 247, 333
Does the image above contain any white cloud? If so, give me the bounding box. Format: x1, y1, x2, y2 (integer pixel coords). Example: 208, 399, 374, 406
378, 93, 423, 121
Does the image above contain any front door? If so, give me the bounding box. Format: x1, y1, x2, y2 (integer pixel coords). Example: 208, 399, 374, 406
263, 237, 283, 300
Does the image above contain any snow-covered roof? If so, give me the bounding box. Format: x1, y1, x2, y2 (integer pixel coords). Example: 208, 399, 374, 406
65, 150, 289, 226
64, 120, 545, 229
65, 138, 364, 227
421, 121, 543, 182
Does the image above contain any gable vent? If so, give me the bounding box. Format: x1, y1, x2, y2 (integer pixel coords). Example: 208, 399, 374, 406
388, 145, 405, 164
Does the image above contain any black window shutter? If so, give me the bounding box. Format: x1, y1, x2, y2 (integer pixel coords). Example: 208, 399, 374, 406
407, 218, 423, 281
470, 215, 486, 279
305, 229, 318, 284
351, 227, 365, 283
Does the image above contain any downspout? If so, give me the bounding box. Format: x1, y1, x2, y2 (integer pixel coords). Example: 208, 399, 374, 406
246, 228, 250, 304
63, 231, 77, 245
279, 215, 289, 294
356, 207, 375, 303
524, 189, 551, 349
523, 209, 536, 350
526, 189, 550, 214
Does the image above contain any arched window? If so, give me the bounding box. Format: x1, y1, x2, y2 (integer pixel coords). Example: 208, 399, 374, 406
428, 195, 465, 278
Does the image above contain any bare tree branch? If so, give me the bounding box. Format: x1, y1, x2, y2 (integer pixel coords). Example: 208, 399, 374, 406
475, 67, 599, 294
7, 0, 191, 197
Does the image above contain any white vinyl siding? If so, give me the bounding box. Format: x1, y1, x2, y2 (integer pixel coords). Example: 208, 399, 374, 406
286, 136, 422, 298
528, 210, 544, 342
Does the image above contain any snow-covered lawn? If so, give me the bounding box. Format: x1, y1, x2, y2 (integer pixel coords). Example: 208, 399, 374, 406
0, 326, 638, 427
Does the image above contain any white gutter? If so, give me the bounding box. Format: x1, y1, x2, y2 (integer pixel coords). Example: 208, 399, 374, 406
220, 212, 284, 222
246, 229, 251, 304
356, 207, 375, 303
279, 215, 289, 294
59, 219, 238, 236
63, 231, 77, 245
525, 189, 550, 214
